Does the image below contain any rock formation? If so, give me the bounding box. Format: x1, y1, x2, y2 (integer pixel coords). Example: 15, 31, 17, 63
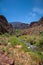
0, 15, 15, 34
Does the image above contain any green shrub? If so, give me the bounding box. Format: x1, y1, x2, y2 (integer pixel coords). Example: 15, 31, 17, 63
1, 47, 9, 53
19, 35, 43, 48
2, 33, 10, 37
9, 35, 30, 52
0, 38, 8, 45
37, 51, 42, 55
39, 37, 43, 47
9, 36, 20, 47
40, 31, 43, 36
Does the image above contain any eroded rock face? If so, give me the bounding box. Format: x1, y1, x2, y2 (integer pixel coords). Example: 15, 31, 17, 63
29, 17, 43, 28
0, 15, 15, 34
38, 17, 43, 25
29, 22, 38, 27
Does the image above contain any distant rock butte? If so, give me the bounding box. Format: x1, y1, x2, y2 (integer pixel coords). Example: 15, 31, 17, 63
10, 22, 29, 29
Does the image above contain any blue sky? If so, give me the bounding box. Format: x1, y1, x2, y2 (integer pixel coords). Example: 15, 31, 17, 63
0, 0, 43, 23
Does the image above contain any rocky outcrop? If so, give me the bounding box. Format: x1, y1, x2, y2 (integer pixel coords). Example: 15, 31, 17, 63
0, 44, 14, 65
38, 17, 43, 25
0, 15, 15, 34
0, 53, 14, 65
29, 17, 43, 28
29, 22, 38, 27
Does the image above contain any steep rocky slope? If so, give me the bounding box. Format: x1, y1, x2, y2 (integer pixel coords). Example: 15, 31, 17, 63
0, 15, 15, 34
20, 17, 43, 35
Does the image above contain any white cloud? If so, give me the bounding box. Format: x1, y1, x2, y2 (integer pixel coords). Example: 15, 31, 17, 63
23, 7, 43, 23
33, 7, 43, 14
26, 7, 43, 23
27, 12, 37, 21
23, 12, 37, 23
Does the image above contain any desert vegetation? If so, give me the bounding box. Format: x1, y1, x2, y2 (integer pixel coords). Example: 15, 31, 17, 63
0, 33, 43, 65
19, 35, 43, 48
